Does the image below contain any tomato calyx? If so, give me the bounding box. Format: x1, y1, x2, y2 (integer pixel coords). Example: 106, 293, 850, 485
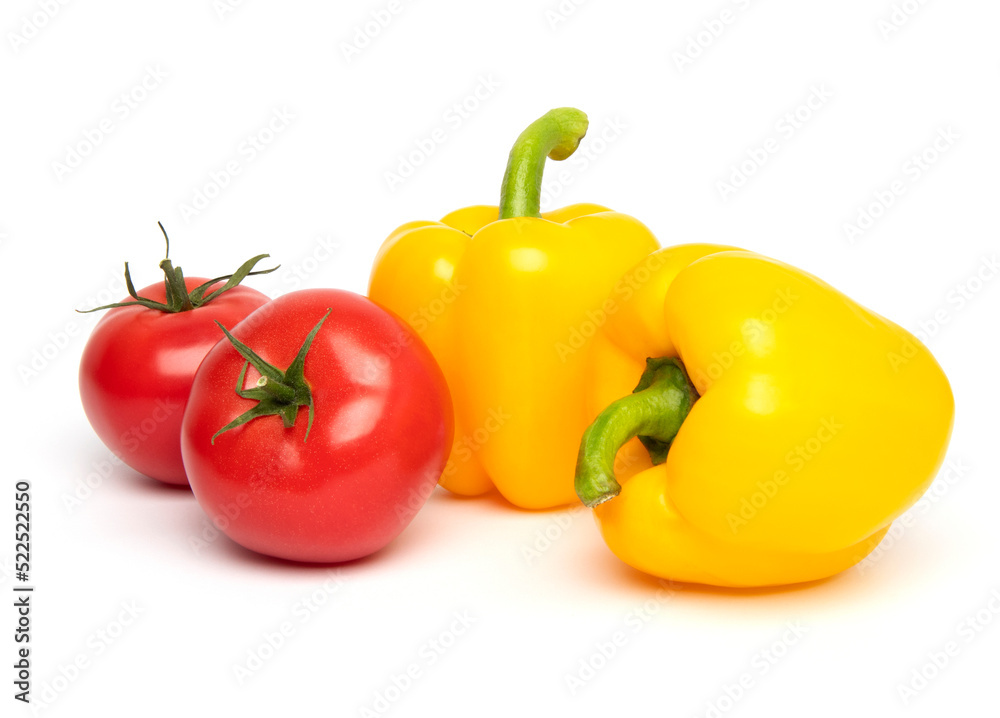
79, 222, 279, 314
211, 309, 332, 445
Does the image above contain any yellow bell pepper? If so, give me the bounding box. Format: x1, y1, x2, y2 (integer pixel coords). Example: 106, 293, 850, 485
369, 108, 660, 508
575, 245, 954, 587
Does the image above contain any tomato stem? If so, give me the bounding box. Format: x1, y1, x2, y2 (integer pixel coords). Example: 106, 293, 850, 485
211, 309, 332, 444
255, 375, 296, 403
78, 222, 279, 314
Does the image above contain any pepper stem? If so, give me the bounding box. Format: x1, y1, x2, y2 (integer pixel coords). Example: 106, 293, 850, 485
498, 108, 589, 219
575, 357, 698, 508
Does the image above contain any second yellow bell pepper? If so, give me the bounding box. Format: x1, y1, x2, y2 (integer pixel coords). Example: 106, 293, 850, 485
369, 108, 660, 508
575, 245, 955, 587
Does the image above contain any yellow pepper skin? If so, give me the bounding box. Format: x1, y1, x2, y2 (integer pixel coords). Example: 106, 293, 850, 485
369, 109, 660, 508
576, 245, 954, 587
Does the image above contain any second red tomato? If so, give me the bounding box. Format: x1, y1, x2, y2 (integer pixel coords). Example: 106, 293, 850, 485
181, 289, 453, 563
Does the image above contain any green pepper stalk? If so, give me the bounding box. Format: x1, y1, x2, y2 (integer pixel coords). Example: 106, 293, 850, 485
575, 357, 699, 508
498, 108, 589, 220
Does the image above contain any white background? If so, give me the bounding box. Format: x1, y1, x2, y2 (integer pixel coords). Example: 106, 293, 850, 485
3, 0, 999, 716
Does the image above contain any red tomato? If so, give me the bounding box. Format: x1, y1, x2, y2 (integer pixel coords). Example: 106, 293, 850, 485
180, 289, 453, 563
79, 278, 269, 485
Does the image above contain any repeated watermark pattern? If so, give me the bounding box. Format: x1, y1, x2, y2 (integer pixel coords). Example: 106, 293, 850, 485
687, 286, 799, 388
213, 0, 249, 20
856, 458, 970, 574
544, 0, 591, 31
51, 64, 168, 181
564, 581, 677, 694
16, 271, 126, 387
26, 601, 144, 714
877, 0, 932, 39
359, 611, 476, 716
268, 233, 341, 296
176, 106, 295, 223
726, 417, 842, 534
540, 117, 626, 211
695, 621, 808, 717
232, 572, 346, 684
190, 492, 252, 555
842, 126, 959, 244
555, 251, 669, 362
437, 406, 510, 490
716, 83, 833, 201
383, 74, 500, 191
63, 398, 183, 514
895, 586, 1000, 705
888, 254, 996, 371
521, 506, 587, 566
340, 0, 413, 64
671, 0, 756, 72
7, 0, 72, 53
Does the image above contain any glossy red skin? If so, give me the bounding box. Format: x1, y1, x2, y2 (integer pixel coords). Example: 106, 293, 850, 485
79, 278, 270, 486
180, 289, 453, 563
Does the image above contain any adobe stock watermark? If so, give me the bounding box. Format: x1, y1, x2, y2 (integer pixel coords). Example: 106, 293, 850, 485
877, 0, 931, 39
62, 398, 182, 514
726, 417, 842, 533
362, 278, 467, 385
265, 233, 341, 296
888, 254, 997, 371
896, 587, 1000, 706
525, 441, 651, 567
62, 452, 125, 514
26, 601, 143, 714
360, 611, 476, 717
176, 106, 295, 223
340, 0, 413, 64
189, 492, 251, 554
7, 0, 72, 54
521, 506, 587, 566
856, 458, 970, 574
17, 271, 126, 387
394, 407, 511, 523
555, 251, 668, 362
540, 116, 626, 211
51, 64, 168, 182
716, 83, 833, 202
232, 572, 346, 684
695, 621, 808, 718
190, 457, 292, 553
687, 286, 799, 387
403, 279, 465, 338
383, 74, 500, 191
565, 580, 677, 694
842, 126, 959, 244
441, 408, 510, 483
671, 0, 755, 72
544, 0, 591, 30
213, 0, 249, 20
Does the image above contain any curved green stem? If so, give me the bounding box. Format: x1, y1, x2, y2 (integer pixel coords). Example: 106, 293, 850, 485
498, 108, 589, 219
211, 309, 331, 444
78, 222, 279, 314
575, 357, 698, 508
